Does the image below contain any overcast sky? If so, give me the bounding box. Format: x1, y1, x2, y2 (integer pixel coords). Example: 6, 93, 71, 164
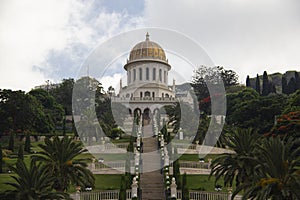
0, 0, 300, 91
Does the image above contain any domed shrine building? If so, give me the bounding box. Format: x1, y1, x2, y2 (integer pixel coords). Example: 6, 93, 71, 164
114, 33, 176, 123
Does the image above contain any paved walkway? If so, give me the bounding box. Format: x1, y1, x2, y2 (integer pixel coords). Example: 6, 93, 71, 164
140, 123, 165, 200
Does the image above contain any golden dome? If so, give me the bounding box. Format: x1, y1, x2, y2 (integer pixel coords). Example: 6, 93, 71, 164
128, 33, 167, 63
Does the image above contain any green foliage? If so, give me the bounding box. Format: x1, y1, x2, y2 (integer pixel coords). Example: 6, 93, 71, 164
29, 88, 64, 129
191, 66, 238, 114
226, 88, 287, 133
111, 128, 124, 139
0, 89, 54, 134
24, 134, 30, 153
246, 75, 250, 87
211, 129, 300, 200
262, 71, 270, 96
50, 78, 74, 115
182, 173, 189, 200
119, 175, 126, 200
173, 158, 181, 189
233, 137, 300, 199
17, 145, 23, 161
33, 136, 95, 192
255, 74, 261, 94
0, 144, 2, 173
268, 110, 300, 137
210, 128, 259, 188
8, 133, 14, 152
165, 101, 198, 135
5, 159, 68, 199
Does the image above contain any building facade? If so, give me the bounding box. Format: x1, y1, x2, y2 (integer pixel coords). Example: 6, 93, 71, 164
114, 33, 176, 121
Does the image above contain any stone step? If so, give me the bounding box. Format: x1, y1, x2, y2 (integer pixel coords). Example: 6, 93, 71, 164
139, 122, 165, 200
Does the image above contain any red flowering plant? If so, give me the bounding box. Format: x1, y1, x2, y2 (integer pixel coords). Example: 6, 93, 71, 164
267, 111, 300, 137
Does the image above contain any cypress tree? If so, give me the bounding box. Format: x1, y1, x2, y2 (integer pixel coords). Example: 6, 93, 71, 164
24, 134, 31, 153
8, 133, 14, 152
246, 75, 251, 87
295, 72, 300, 90
173, 159, 181, 189
255, 74, 261, 94
119, 175, 126, 200
282, 76, 288, 94
0, 143, 3, 173
18, 144, 24, 160
63, 117, 66, 136
182, 173, 189, 200
262, 71, 270, 96
287, 77, 297, 94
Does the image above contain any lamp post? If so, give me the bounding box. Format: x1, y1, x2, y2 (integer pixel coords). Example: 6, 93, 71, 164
199, 158, 205, 168
215, 184, 222, 192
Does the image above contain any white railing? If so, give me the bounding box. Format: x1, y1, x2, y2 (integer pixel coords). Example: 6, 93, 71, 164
111, 96, 176, 103
172, 143, 197, 150
88, 161, 135, 174
104, 143, 128, 150
93, 161, 134, 169
190, 191, 228, 200
177, 190, 182, 200
70, 190, 132, 200
170, 161, 210, 169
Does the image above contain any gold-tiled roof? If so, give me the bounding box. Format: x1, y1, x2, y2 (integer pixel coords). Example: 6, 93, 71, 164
128, 33, 167, 62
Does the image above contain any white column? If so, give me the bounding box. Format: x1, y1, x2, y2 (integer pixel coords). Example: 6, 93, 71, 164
132, 177, 138, 198
171, 177, 177, 199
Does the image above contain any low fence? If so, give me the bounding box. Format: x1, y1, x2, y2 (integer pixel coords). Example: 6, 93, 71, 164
189, 191, 228, 200
170, 161, 210, 169
70, 190, 132, 200
88, 161, 135, 174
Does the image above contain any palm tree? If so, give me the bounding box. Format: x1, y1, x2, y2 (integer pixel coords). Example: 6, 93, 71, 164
210, 128, 260, 189
33, 136, 95, 192
236, 137, 300, 200
5, 159, 67, 200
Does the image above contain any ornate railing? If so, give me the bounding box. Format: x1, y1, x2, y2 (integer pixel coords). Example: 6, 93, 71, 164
111, 97, 176, 103
189, 191, 228, 200
70, 190, 132, 200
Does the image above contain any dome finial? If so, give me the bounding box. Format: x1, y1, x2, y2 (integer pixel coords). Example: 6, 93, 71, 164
146, 32, 150, 41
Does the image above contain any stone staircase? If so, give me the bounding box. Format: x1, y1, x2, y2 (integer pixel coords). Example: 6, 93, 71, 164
140, 123, 165, 200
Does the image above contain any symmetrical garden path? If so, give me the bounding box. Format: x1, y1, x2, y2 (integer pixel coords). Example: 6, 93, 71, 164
140, 123, 165, 200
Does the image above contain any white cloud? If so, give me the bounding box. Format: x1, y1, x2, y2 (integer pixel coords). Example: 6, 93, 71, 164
143, 0, 300, 83
0, 0, 72, 90
99, 73, 123, 93
0, 0, 144, 91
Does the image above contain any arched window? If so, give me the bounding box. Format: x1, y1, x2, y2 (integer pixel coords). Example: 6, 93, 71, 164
133, 69, 136, 81
145, 91, 150, 97
159, 69, 162, 82
146, 67, 149, 80
164, 71, 167, 83
128, 71, 131, 83
139, 68, 142, 80
165, 93, 169, 98
153, 68, 156, 80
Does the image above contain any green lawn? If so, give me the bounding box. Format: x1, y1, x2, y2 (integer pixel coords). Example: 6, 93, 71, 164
0, 173, 123, 193
67, 174, 122, 193
185, 174, 231, 192
179, 154, 221, 162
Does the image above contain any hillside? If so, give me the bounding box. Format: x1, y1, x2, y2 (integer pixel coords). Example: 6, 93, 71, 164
249, 70, 300, 93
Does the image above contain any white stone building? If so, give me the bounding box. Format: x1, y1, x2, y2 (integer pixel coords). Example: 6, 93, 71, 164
113, 33, 176, 122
